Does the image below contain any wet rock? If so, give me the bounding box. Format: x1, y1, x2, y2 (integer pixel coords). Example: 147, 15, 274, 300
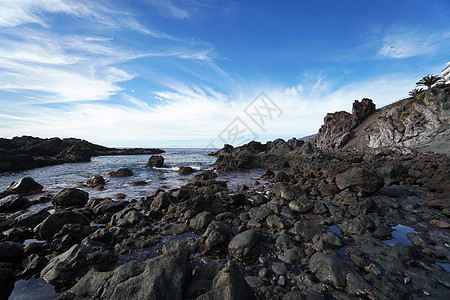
109, 209, 141, 227
146, 155, 164, 168
266, 214, 286, 230
185, 259, 256, 300
309, 252, 354, 288
203, 221, 233, 250
41, 244, 117, 291
84, 226, 128, 248
0, 268, 15, 300
51, 188, 89, 208
290, 222, 324, 241
39, 210, 90, 241
0, 194, 30, 213
248, 206, 273, 221
63, 247, 191, 299
20, 254, 48, 279
86, 175, 105, 188
340, 215, 375, 235
51, 224, 92, 253
189, 211, 214, 229
332, 189, 358, 206
93, 201, 126, 216
6, 177, 43, 195
289, 196, 314, 214
0, 241, 24, 263
347, 198, 377, 217
178, 166, 196, 175
194, 170, 218, 181
3, 227, 31, 242
150, 191, 174, 211
155, 223, 189, 236
228, 229, 259, 262
13, 209, 50, 228
108, 168, 134, 177
335, 167, 384, 196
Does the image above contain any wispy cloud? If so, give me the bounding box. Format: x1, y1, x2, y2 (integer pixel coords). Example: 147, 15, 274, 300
147, 0, 190, 19
377, 30, 449, 59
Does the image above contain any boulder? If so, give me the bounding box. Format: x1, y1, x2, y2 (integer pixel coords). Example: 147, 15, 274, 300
62, 248, 191, 299
41, 244, 117, 290
146, 155, 164, 168
228, 229, 259, 262
51, 224, 92, 253
6, 177, 43, 195
150, 192, 174, 211
185, 260, 256, 300
309, 252, 354, 288
189, 211, 214, 229
51, 188, 89, 208
194, 170, 218, 181
178, 166, 196, 175
39, 210, 90, 241
288, 196, 314, 214
203, 221, 234, 250
86, 175, 105, 187
0, 241, 24, 263
0, 194, 30, 213
108, 168, 134, 177
335, 167, 384, 195
13, 209, 50, 228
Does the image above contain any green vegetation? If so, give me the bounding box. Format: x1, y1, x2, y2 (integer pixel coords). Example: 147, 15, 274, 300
408, 87, 425, 100
415, 74, 442, 89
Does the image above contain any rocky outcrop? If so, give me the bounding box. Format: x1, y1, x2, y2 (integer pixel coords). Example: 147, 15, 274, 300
146, 155, 164, 168
0, 136, 164, 173
313, 85, 450, 154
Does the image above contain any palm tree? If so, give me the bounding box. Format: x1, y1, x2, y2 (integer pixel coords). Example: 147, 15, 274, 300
416, 74, 442, 89
409, 87, 425, 99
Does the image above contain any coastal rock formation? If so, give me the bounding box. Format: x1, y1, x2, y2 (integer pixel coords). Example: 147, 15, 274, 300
108, 168, 134, 177
0, 136, 164, 173
314, 84, 450, 154
51, 188, 89, 208
146, 155, 164, 168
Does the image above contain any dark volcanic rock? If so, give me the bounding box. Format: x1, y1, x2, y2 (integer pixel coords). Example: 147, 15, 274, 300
336, 167, 384, 195
6, 177, 43, 195
41, 244, 117, 291
178, 166, 196, 175
0, 136, 164, 173
86, 175, 105, 188
39, 210, 90, 241
62, 248, 191, 299
228, 229, 259, 262
0, 268, 15, 300
0, 194, 30, 213
13, 209, 50, 228
108, 168, 134, 177
51, 188, 89, 208
146, 155, 164, 168
0, 241, 24, 263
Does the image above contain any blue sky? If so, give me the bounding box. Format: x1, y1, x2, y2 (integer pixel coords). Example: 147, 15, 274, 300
0, 0, 449, 147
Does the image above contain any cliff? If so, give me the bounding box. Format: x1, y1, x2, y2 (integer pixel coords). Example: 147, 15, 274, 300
0, 136, 164, 173
313, 84, 450, 155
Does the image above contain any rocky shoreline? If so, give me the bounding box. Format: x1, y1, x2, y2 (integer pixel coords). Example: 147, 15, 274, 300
1, 144, 449, 299
0, 136, 164, 173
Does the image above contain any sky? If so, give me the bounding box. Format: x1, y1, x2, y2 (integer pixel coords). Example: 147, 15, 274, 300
0, 0, 449, 148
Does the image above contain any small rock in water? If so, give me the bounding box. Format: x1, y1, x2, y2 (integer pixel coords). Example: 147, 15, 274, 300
108, 168, 134, 177
146, 155, 164, 168
178, 166, 196, 175
7, 177, 43, 195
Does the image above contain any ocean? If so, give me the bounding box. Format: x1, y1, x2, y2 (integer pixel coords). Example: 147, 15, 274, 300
0, 148, 267, 208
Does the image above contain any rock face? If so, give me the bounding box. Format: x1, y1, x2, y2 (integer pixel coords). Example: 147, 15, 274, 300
51, 188, 89, 208
0, 136, 164, 173
62, 248, 191, 299
313, 85, 450, 155
39, 210, 90, 241
335, 167, 384, 195
146, 155, 164, 168
0, 194, 30, 213
6, 177, 43, 195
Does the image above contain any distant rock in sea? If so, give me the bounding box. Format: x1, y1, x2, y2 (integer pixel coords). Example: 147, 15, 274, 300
0, 136, 164, 173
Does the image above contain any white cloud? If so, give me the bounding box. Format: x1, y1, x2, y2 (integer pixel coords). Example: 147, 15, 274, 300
147, 0, 190, 19
377, 30, 449, 59
0, 0, 92, 27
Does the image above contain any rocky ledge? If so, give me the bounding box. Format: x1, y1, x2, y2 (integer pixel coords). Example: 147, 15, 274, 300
0, 136, 164, 173
1, 143, 449, 299
313, 84, 450, 155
